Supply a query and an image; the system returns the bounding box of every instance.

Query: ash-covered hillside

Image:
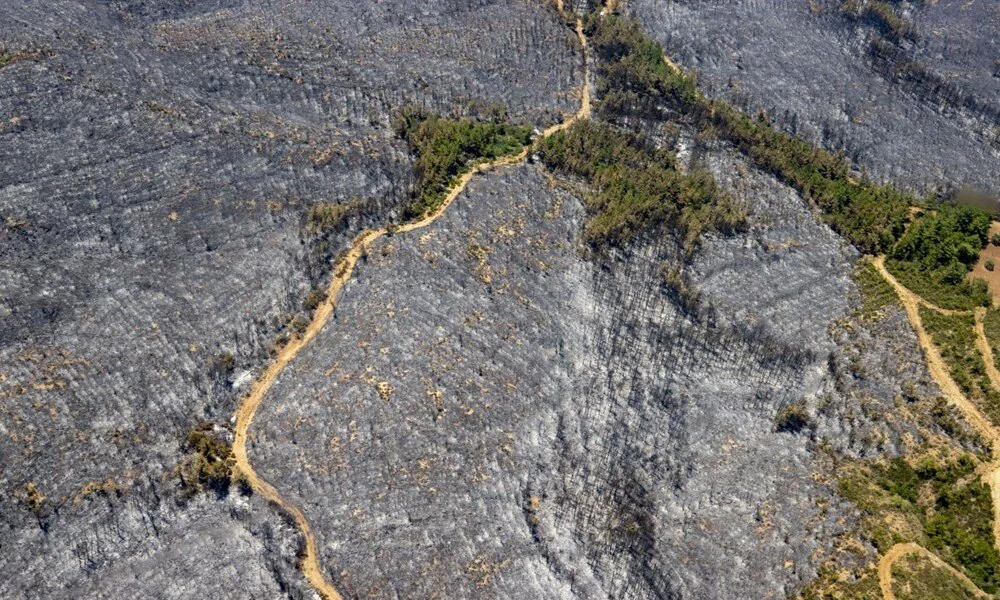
[1,1,997,599]
[0,1,577,597]
[629,0,999,196]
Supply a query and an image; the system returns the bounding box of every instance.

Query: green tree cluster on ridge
[536,120,745,250]
[394,107,532,220]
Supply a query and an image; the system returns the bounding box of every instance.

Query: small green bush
[856,259,900,318]
[14,482,45,515]
[775,401,812,433]
[209,351,235,377]
[302,288,325,311]
[987,259,995,272]
[874,457,920,504]
[290,315,309,334]
[178,425,235,496]
[306,202,356,234]
[0,46,48,70]
[660,262,701,314]
[862,1,912,41]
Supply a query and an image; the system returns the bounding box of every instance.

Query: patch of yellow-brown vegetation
[969,222,1000,306]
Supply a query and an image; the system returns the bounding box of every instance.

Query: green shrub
[14,482,45,515]
[306,201,357,234]
[585,15,698,114]
[775,401,812,433]
[209,351,235,377]
[660,262,701,314]
[178,425,235,496]
[290,315,309,334]
[0,46,49,70]
[856,258,900,318]
[862,1,912,41]
[924,478,999,593]
[394,107,532,219]
[889,261,990,310]
[875,457,921,504]
[987,260,995,272]
[983,308,1000,373]
[891,552,984,600]
[302,287,325,311]
[990,233,1000,247]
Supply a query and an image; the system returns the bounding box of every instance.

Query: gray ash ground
[0,0,991,598]
[250,151,942,599]
[628,0,1000,196]
[0,1,577,597]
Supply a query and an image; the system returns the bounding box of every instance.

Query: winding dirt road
[229,5,994,597]
[871,257,996,439]
[872,256,1000,599]
[975,308,1000,393]
[230,7,591,599]
[877,543,991,600]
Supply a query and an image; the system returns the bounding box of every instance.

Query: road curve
[230,7,592,598]
[873,255,1000,600]
[877,542,991,600]
[872,256,998,443]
